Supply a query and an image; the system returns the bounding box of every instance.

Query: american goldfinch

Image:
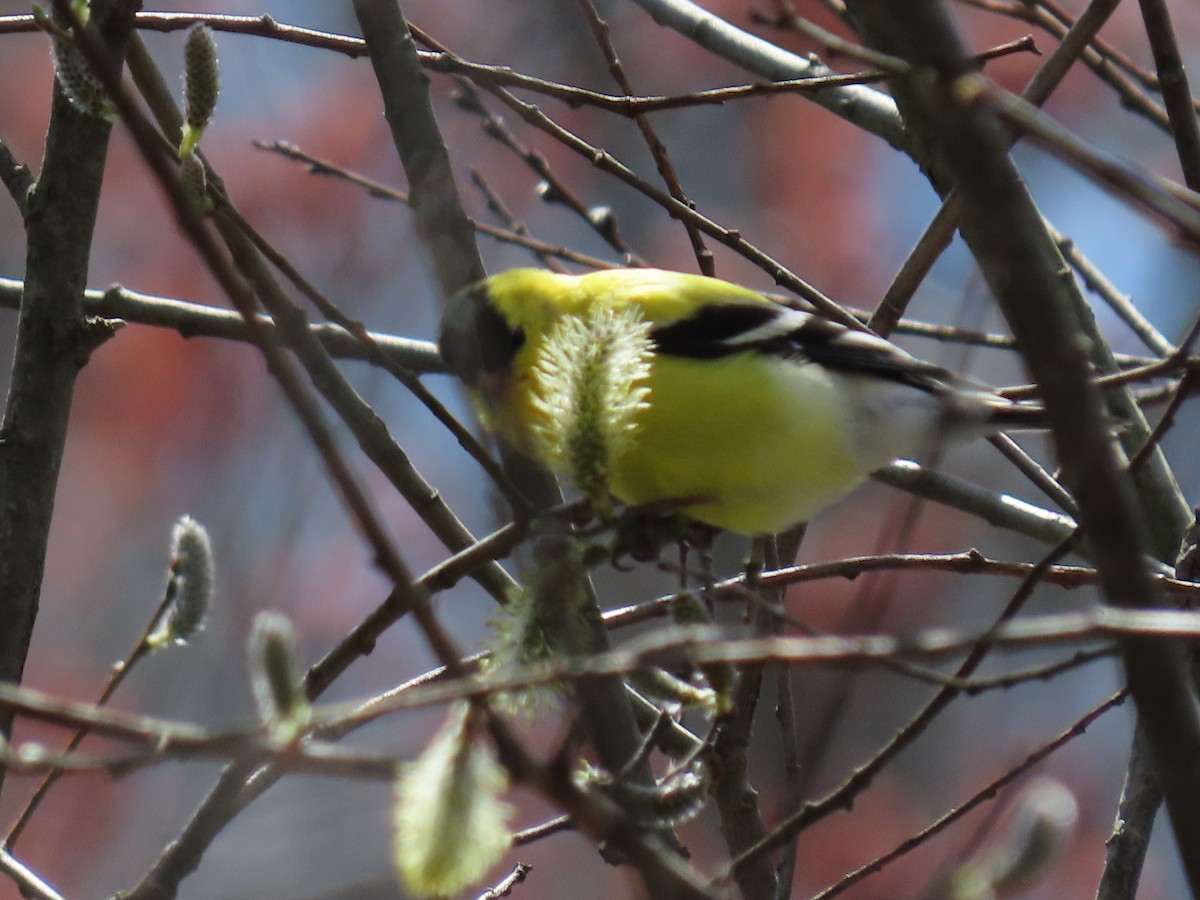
[439,268,1041,535]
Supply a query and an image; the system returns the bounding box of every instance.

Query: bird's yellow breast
[502,333,861,534]
[615,353,860,533]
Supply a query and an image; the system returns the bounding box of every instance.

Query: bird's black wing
[650,300,953,393]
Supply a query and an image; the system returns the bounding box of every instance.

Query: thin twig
[0,134,33,220]
[304,602,1200,733]
[4,555,183,847]
[1133,0,1200,191]
[254,139,615,269]
[513,816,573,845]
[974,78,1200,240]
[846,5,1200,891]
[575,0,713,274]
[794,483,931,794]
[0,276,443,371]
[0,12,900,115]
[449,77,641,265]
[0,848,64,900]
[954,0,1173,131]
[468,170,567,272]
[809,690,1128,898]
[623,0,907,149]
[214,200,531,518]
[710,542,777,899]
[873,461,1077,547]
[723,533,1081,880]
[1053,226,1175,358]
[415,24,865,329]
[475,862,533,900]
[767,538,803,900]
[870,0,1125,335]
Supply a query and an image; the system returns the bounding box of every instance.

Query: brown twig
[449,77,642,265]
[0,134,33,220]
[255,139,615,269]
[1133,0,1200,190]
[576,0,713,274]
[953,0,1174,131]
[869,0,1125,336]
[0,0,137,801]
[468,169,567,272]
[810,690,1128,898]
[723,529,1081,881]
[417,26,864,329]
[846,4,1200,891]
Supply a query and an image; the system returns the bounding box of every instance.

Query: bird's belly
[608,355,862,534]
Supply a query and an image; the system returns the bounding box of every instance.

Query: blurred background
[1,0,1198,897]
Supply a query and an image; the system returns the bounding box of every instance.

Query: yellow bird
[439,268,1041,535]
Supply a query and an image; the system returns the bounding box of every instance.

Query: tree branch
[0,0,138,800]
[842,1,1200,891]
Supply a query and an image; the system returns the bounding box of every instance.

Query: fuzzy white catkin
[146,515,214,651]
[179,24,219,156]
[528,305,652,505]
[393,702,513,897]
[246,610,310,738]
